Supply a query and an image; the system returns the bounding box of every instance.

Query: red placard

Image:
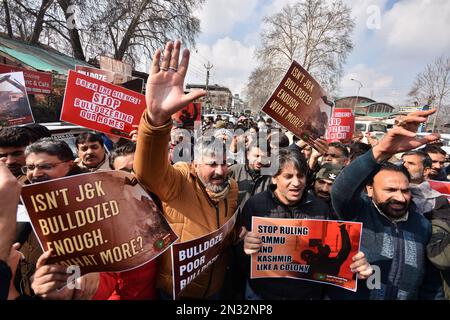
[60,70,146,138]
[326,108,355,143]
[172,102,201,129]
[250,217,362,291]
[0,63,52,94]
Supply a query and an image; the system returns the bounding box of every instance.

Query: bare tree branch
[248,0,354,108]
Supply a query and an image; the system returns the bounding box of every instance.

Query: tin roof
[0,34,91,75]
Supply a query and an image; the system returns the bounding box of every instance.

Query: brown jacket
[134,112,238,299]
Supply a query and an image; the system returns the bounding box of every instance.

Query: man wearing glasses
[9,138,87,298]
[22,138,84,183]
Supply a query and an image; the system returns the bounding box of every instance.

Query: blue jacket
[330,150,431,299]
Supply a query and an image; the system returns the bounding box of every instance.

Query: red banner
[326,108,355,143]
[0,63,52,94]
[251,217,362,291]
[60,70,146,138]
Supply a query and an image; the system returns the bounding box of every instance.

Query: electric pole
[204,62,213,113]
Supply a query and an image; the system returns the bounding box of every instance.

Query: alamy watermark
[170,122,280,176]
[366,5,382,30]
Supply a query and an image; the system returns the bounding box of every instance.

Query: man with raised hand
[133,40,240,299]
[331,109,442,299]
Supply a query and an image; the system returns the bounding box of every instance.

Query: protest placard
[21,171,178,274]
[261,61,332,142]
[171,212,237,298]
[172,102,201,129]
[326,108,355,143]
[0,63,52,95]
[60,70,146,138]
[75,65,116,83]
[251,217,362,291]
[0,71,34,127]
[76,65,144,94]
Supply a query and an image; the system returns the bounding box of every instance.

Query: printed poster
[172,102,201,129]
[60,70,146,138]
[428,180,450,202]
[326,108,355,143]
[251,217,363,291]
[21,171,178,274]
[75,65,115,83]
[0,63,52,94]
[0,71,34,127]
[261,61,332,143]
[171,212,237,298]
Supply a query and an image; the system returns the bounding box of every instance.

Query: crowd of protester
[0,40,449,300]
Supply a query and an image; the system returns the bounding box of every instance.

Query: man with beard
[401,150,448,299]
[401,150,447,215]
[0,127,32,184]
[75,132,110,172]
[421,145,448,181]
[133,40,239,299]
[330,109,442,300]
[402,150,434,185]
[321,142,349,169]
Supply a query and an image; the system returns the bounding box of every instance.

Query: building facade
[186,83,233,113]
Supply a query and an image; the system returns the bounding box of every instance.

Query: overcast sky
[185,0,450,106]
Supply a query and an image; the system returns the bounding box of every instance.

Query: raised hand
[372,109,440,162]
[146,40,206,126]
[310,138,328,156]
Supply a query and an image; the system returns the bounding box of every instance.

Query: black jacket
[229,163,272,212]
[242,186,333,299]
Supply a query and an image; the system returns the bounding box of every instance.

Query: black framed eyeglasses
[21,161,67,174]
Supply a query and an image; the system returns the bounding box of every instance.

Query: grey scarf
[410,181,442,214]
